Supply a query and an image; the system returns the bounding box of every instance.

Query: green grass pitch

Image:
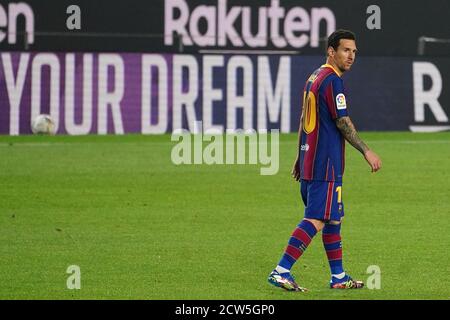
[0,132,449,300]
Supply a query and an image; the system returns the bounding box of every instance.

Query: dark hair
[327,29,356,51]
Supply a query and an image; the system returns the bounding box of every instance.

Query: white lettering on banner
[173,55,199,132]
[412,62,447,122]
[410,62,449,132]
[218,0,243,47]
[0,53,293,135]
[241,7,267,47]
[0,6,6,42]
[284,8,310,48]
[164,0,336,49]
[310,8,335,47]
[189,5,216,46]
[227,56,253,132]
[268,0,286,48]
[0,2,34,44]
[202,55,224,133]
[31,53,60,133]
[164,0,193,45]
[65,54,93,135]
[257,56,290,132]
[141,54,168,134]
[1,53,29,135]
[98,54,124,135]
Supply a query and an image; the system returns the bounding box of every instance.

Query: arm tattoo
[335,116,369,155]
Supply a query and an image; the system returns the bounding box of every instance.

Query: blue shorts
[300,179,344,222]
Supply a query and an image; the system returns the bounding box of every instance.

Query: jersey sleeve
[324,76,349,119]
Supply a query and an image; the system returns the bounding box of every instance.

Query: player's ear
[327,46,335,58]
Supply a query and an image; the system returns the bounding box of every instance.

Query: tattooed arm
[336,116,382,172]
[335,116,369,154]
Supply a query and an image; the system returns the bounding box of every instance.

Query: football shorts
[300,179,344,222]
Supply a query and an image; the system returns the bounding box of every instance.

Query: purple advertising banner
[0,52,449,135]
[0,53,172,135]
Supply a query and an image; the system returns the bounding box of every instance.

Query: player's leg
[321,182,363,289]
[276,216,324,274]
[268,180,324,292]
[322,220,346,285]
[304,218,325,231]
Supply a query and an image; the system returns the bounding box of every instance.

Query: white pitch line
[0,142,172,147]
[0,139,449,148]
[362,140,450,144]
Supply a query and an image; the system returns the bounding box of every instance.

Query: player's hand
[291,158,301,181]
[364,150,382,173]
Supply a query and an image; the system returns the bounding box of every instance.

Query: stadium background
[0,0,449,301]
[0,0,449,134]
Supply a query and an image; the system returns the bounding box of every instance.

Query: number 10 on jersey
[302,91,317,134]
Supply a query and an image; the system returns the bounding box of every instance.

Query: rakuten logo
[164,0,335,48]
[0,2,34,44]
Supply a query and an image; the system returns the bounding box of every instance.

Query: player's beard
[339,61,353,73]
[337,64,348,73]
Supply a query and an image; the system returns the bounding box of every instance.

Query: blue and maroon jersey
[299,64,349,182]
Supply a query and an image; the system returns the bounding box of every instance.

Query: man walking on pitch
[268,30,382,291]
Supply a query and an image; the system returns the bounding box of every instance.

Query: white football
[31,114,56,135]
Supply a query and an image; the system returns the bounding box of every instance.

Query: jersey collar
[321,64,342,77]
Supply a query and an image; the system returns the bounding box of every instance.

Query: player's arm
[292,109,303,181]
[335,116,382,172]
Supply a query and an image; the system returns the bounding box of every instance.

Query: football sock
[275,266,290,274]
[332,272,346,279]
[322,223,344,276]
[277,219,318,271]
